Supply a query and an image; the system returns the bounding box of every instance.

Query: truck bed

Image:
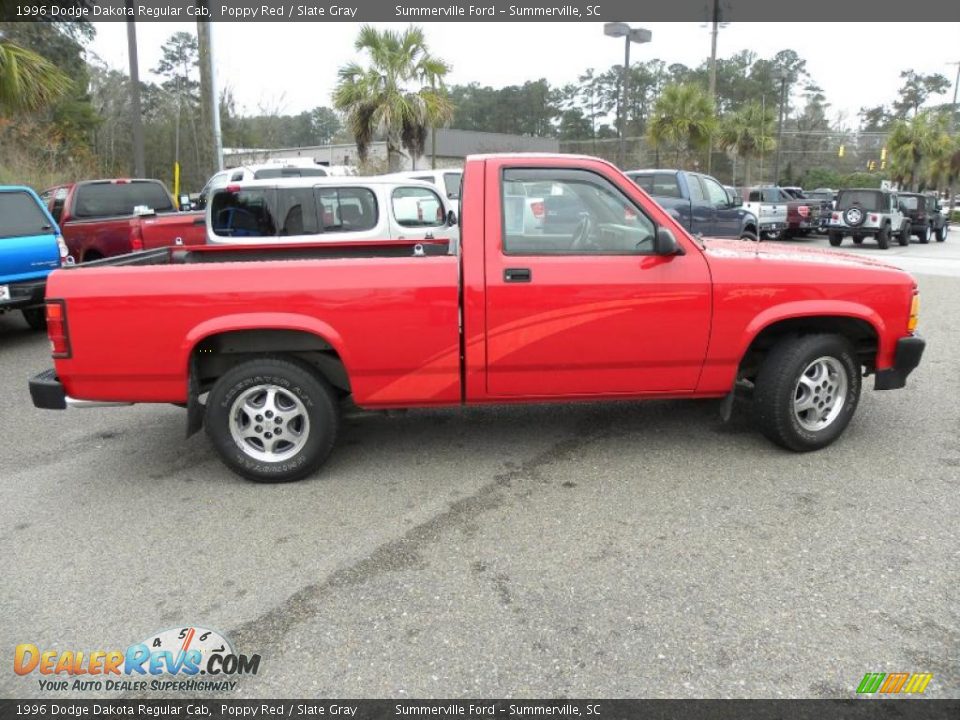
[47,238,460,408]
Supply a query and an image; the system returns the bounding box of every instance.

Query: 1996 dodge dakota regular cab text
[29,154,925,483]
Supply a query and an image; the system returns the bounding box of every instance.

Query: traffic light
[838,144,845,158]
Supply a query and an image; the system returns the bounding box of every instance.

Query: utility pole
[197,18,223,172]
[950,61,960,133]
[125,7,145,178]
[706,0,720,174]
[773,73,787,187]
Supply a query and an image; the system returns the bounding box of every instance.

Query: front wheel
[205,356,339,482]
[740,230,759,242]
[753,334,861,452]
[21,307,46,331]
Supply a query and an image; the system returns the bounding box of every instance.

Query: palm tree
[887,112,937,191]
[333,25,453,172]
[0,39,71,114]
[645,83,715,169]
[717,102,776,186]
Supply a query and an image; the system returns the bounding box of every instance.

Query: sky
[88,22,960,127]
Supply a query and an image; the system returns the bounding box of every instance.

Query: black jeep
[898,192,949,243]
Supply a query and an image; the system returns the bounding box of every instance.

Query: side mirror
[656,227,683,256]
[447,210,458,226]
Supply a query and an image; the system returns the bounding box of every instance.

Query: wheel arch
[183,314,354,395]
[737,305,884,381]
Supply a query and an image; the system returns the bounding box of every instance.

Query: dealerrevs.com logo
[14,626,261,692]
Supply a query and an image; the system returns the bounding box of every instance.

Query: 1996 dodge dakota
[29,154,925,482]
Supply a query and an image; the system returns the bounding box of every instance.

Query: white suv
[206,176,459,252]
[383,169,462,213]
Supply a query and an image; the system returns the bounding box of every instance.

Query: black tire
[852,235,864,245]
[917,225,930,244]
[876,224,890,249]
[21,307,46,331]
[740,230,759,242]
[936,224,947,242]
[753,334,861,452]
[762,229,783,241]
[205,356,339,483]
[827,231,843,247]
[897,222,910,247]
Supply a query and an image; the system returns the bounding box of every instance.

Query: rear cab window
[443,173,462,200]
[0,191,55,239]
[72,181,175,218]
[630,173,682,199]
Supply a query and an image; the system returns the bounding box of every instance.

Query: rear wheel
[753,334,861,452]
[740,230,759,242]
[877,224,890,249]
[917,225,930,244]
[828,231,843,246]
[852,235,864,245]
[936,224,947,242]
[897,222,910,246]
[205,356,339,483]
[21,307,46,331]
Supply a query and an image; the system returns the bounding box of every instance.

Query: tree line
[1,21,958,196]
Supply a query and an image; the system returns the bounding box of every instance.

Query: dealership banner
[2,700,960,719]
[2,0,959,22]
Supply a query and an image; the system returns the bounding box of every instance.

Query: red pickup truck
[39,179,206,263]
[29,154,925,483]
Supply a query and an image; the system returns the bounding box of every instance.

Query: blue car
[0,186,66,330]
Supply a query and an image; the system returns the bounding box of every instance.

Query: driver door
[484,166,712,398]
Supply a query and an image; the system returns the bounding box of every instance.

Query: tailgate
[139,212,207,249]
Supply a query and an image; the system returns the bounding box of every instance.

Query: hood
[699,237,909,275]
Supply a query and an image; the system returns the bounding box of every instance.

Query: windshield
[0,191,53,239]
[838,190,883,210]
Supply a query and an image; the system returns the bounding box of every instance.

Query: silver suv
[827,188,910,250]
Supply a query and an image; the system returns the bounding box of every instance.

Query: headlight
[908,293,920,332]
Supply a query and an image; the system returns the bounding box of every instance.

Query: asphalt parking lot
[2,230,959,699]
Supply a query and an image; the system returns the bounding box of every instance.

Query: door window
[501,168,656,255]
[391,186,445,228]
[0,192,53,239]
[316,187,378,232]
[685,174,706,203]
[701,176,729,207]
[275,187,320,236]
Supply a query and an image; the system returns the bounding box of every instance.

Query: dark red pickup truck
[39,179,206,263]
[29,154,925,483]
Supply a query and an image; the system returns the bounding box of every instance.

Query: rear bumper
[30,369,66,409]
[29,369,133,410]
[874,336,926,390]
[0,279,46,311]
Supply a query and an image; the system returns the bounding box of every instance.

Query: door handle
[504,268,531,283]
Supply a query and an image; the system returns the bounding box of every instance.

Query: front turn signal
[908,293,920,332]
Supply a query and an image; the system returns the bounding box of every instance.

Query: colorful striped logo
[857,672,933,694]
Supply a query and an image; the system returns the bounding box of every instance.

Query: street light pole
[773,73,787,187]
[604,22,652,169]
[950,61,960,133]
